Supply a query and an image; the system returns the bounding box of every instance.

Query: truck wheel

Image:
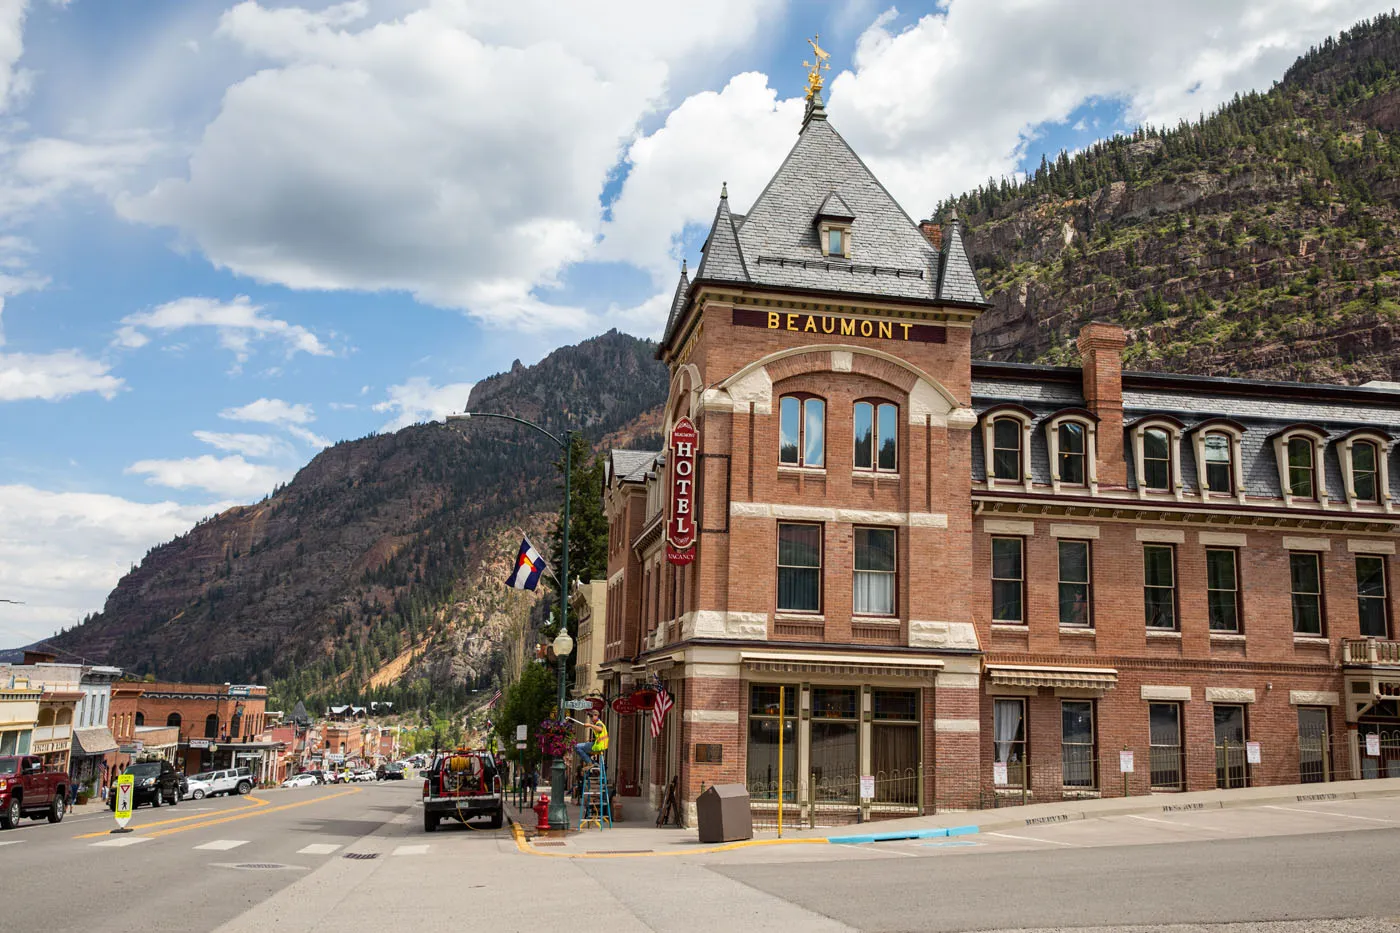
[47,796,65,824]
[151,793,162,808]
[489,807,503,830]
[424,811,439,832]
[0,797,19,829]
[237,781,252,795]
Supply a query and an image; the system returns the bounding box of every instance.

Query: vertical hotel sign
[667,417,698,565]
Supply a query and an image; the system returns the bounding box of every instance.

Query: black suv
[110,760,181,810]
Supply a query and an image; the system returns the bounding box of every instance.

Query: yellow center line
[145,787,362,838]
[75,795,269,839]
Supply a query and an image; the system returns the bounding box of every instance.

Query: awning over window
[72,727,119,756]
[986,664,1118,691]
[742,651,943,680]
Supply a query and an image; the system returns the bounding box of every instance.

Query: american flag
[649,686,673,739]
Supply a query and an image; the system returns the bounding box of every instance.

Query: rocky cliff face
[51,330,668,710]
[952,14,1400,384]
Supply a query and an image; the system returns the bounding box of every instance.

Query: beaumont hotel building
[593,92,1400,825]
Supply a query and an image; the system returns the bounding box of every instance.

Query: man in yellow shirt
[573,711,608,771]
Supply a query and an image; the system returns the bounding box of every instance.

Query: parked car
[184,775,215,799]
[282,773,317,789]
[189,767,255,797]
[0,755,69,828]
[110,760,181,810]
[303,770,327,785]
[422,751,503,832]
[353,769,376,783]
[377,763,405,781]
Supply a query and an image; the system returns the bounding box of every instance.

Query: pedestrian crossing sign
[114,773,135,829]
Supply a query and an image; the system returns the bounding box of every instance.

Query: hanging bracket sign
[666,417,698,565]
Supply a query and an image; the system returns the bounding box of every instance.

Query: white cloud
[0,348,123,401]
[0,484,232,647]
[219,396,315,426]
[373,376,474,431]
[118,0,781,329]
[192,429,293,459]
[115,295,331,364]
[287,424,330,449]
[126,453,291,499]
[0,0,31,115]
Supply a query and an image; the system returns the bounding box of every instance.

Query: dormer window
[815,190,855,260]
[1189,419,1246,501]
[1338,429,1392,508]
[1287,437,1315,498]
[1204,434,1232,493]
[1353,441,1379,501]
[828,227,844,256]
[1045,410,1099,492]
[979,405,1034,488]
[1270,426,1329,506]
[1059,423,1087,484]
[1129,416,1184,497]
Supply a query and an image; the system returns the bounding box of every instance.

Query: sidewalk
[507,775,1400,857]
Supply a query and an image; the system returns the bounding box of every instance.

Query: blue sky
[0,0,1389,646]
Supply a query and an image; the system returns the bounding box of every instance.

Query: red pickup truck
[0,755,69,829]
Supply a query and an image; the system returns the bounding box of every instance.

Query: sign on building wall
[667,417,698,565]
[732,308,947,344]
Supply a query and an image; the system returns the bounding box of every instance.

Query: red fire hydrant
[533,794,551,832]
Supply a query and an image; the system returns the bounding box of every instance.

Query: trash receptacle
[696,783,752,843]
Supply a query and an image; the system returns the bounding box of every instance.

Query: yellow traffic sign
[113,773,135,832]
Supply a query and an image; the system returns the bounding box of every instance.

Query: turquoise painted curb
[828,825,979,845]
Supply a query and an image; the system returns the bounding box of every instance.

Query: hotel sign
[733,308,945,343]
[667,418,698,565]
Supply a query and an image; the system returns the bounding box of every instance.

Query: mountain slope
[50,330,669,709]
[947,14,1400,383]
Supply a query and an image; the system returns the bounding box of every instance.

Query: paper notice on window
[1119,750,1134,773]
[1246,741,1262,764]
[859,775,875,800]
[993,762,1008,786]
[1367,733,1382,757]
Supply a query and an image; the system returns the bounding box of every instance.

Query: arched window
[1352,440,1380,502]
[1339,430,1392,507]
[853,400,898,472]
[204,713,218,738]
[166,712,182,728]
[1271,426,1329,505]
[1287,437,1315,499]
[37,708,54,727]
[1142,428,1172,490]
[779,395,825,468]
[980,406,1033,486]
[134,712,144,727]
[992,418,1022,481]
[1129,417,1184,496]
[1203,433,1233,493]
[1058,422,1087,485]
[56,708,72,726]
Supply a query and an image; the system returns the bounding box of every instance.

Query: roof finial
[681,258,688,276]
[949,206,959,223]
[720,181,728,200]
[803,34,831,101]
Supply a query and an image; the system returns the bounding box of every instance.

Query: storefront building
[599,89,1400,824]
[133,682,269,775]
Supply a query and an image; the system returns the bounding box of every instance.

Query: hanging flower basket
[537,719,573,758]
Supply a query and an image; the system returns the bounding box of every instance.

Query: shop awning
[742,650,943,680]
[986,664,1118,691]
[72,727,119,756]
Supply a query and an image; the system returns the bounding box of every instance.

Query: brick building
[597,89,1400,825]
[134,682,271,776]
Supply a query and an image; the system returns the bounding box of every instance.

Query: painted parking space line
[1262,805,1396,824]
[194,839,249,851]
[298,843,342,855]
[985,831,1082,848]
[393,844,429,856]
[1125,814,1229,832]
[91,835,150,847]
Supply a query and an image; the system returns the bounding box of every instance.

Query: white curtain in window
[853,571,894,615]
[994,701,1022,763]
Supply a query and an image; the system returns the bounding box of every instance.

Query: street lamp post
[447,410,574,830]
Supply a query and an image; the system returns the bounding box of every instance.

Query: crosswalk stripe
[91,835,150,847]
[194,839,249,851]
[298,843,342,855]
[392,844,429,856]
[0,839,23,847]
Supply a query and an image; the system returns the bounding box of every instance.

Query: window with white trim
[1203,432,1233,494]
[1287,437,1316,499]
[1058,422,1087,485]
[1339,433,1392,507]
[1352,440,1380,502]
[1290,551,1324,636]
[992,418,1022,481]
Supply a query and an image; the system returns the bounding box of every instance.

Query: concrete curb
[508,818,833,859]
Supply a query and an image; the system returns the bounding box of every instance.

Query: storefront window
[872,689,919,805]
[993,698,1026,789]
[811,687,858,804]
[746,685,796,801]
[1061,701,1096,788]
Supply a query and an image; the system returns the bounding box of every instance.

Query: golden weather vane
[803,34,830,101]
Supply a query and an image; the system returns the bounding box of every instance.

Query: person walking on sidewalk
[523,766,538,806]
[573,710,608,772]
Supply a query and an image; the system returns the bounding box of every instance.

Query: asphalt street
[8,781,1400,932]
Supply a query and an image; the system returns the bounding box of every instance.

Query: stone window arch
[166,712,182,729]
[979,404,1033,488]
[1189,419,1246,501]
[1045,409,1099,493]
[1270,425,1329,505]
[1338,429,1392,508]
[1128,415,1185,498]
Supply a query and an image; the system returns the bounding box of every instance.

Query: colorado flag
[505,537,547,591]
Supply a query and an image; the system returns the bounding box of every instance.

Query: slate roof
[970,363,1400,499]
[662,96,987,351]
[609,449,661,484]
[661,261,690,350]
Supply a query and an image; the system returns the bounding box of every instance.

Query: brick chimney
[919,219,943,250]
[22,649,56,665]
[1077,323,1128,488]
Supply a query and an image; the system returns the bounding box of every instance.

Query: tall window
[1204,432,1233,494]
[1357,555,1389,638]
[828,227,844,256]
[1214,704,1248,788]
[872,689,919,802]
[204,713,219,738]
[777,523,821,612]
[1287,437,1316,499]
[853,527,896,616]
[1058,422,1087,485]
[1353,441,1380,502]
[746,685,796,801]
[1149,703,1184,791]
[991,537,1024,623]
[1290,551,1324,636]
[1142,427,1172,491]
[779,395,825,467]
[1206,548,1241,632]
[1143,544,1177,629]
[1061,701,1096,788]
[992,418,1022,481]
[166,712,182,728]
[811,687,859,802]
[1298,707,1330,784]
[993,698,1026,789]
[134,712,144,727]
[854,401,898,472]
[1057,539,1091,627]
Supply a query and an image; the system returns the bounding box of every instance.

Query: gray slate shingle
[937,216,986,305]
[609,449,661,484]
